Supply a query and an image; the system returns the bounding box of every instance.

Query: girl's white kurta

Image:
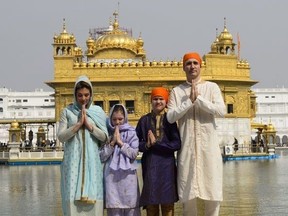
[167,81,226,202]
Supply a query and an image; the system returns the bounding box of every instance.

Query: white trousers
[183,198,220,216]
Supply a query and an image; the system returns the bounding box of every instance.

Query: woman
[58,75,108,216]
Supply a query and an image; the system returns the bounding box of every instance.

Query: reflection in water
[0,150,287,216]
[0,165,62,216]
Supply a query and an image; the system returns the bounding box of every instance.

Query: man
[167,52,226,216]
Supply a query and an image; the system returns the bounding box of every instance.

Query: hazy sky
[0,0,287,91]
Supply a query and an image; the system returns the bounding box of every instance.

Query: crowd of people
[57,51,226,216]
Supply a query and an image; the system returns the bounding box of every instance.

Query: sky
[0,0,287,91]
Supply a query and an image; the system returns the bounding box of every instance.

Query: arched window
[276,136,281,146]
[282,135,288,146]
[12,133,17,142]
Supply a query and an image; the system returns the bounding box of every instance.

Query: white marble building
[0,87,55,146]
[252,87,288,146]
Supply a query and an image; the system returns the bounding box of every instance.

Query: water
[0,150,288,216]
[0,165,62,216]
[220,149,288,216]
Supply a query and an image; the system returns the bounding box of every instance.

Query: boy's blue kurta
[136,112,181,206]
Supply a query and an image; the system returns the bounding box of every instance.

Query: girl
[100,104,140,216]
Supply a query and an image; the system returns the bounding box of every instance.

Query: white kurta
[167,81,226,202]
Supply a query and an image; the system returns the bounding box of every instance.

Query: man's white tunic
[167,81,226,202]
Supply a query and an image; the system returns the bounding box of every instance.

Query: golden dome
[218,27,233,41]
[210,38,219,53]
[95,30,137,52]
[218,18,233,42]
[58,30,74,40]
[94,12,140,55]
[266,123,276,132]
[53,19,76,44]
[96,33,136,49]
[38,126,45,133]
[86,35,95,47]
[137,34,144,47]
[10,120,20,129]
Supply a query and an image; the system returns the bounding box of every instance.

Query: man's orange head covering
[151,87,169,103]
[183,52,202,66]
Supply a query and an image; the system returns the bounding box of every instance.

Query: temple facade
[46,12,258,146]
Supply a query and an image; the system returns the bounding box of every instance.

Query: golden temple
[46,12,258,127]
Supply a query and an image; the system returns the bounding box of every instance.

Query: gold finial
[137,32,144,46]
[216,28,218,37]
[112,11,119,30]
[62,18,67,33]
[112,2,120,30]
[113,11,118,20]
[224,17,226,28]
[11,119,20,129]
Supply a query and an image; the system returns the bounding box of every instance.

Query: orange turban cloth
[183,52,202,66]
[151,87,169,103]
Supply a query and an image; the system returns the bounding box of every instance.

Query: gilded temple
[46,12,257,143]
